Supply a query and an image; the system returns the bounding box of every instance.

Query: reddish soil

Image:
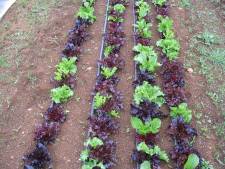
[0,0,223,169]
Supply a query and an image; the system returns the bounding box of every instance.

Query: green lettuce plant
[133,81,165,106]
[157,15,173,33]
[51,85,74,103]
[113,4,126,13]
[131,117,161,135]
[77,6,96,23]
[81,157,105,169]
[137,142,169,162]
[104,45,114,57]
[85,137,103,148]
[55,57,77,81]
[134,19,152,38]
[156,38,180,60]
[140,161,151,169]
[170,103,192,123]
[101,66,118,79]
[136,0,150,18]
[184,154,200,169]
[134,44,160,73]
[93,92,110,109]
[152,0,167,6]
[108,15,124,22]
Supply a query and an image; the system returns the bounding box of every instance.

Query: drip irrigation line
[89,0,110,118]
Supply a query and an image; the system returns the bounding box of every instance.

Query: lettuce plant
[156,38,180,60]
[109,110,120,118]
[113,4,126,13]
[101,66,118,79]
[85,137,103,148]
[54,57,77,81]
[77,6,96,23]
[134,81,165,106]
[136,0,150,18]
[133,43,153,56]
[104,45,114,57]
[137,142,169,162]
[140,161,151,169]
[81,158,105,169]
[153,0,167,6]
[134,19,152,38]
[51,85,74,103]
[134,45,160,73]
[108,15,124,23]
[170,103,192,123]
[23,143,51,169]
[131,117,161,135]
[157,15,173,33]
[83,0,95,7]
[184,154,199,169]
[93,92,110,109]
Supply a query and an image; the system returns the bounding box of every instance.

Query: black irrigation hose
[90,0,110,117]
[132,0,140,168]
[81,0,128,168]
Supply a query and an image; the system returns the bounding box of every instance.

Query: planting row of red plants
[80,0,128,168]
[22,1,97,168]
[130,0,169,169]
[153,0,213,169]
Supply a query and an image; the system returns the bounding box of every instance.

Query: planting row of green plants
[130,1,169,169]
[80,0,128,168]
[153,1,214,169]
[22,1,97,168]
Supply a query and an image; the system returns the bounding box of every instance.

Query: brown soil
[0,0,223,169]
[115,1,135,169]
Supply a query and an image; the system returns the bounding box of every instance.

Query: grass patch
[27,0,51,25]
[0,56,10,68]
[179,0,191,8]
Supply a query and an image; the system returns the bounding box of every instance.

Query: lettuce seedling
[133,81,165,106]
[51,85,74,103]
[137,142,169,162]
[140,161,151,169]
[131,117,161,135]
[101,66,118,79]
[55,57,77,81]
[134,45,160,73]
[184,154,200,169]
[113,4,126,14]
[93,92,110,109]
[153,0,167,6]
[170,103,192,123]
[85,137,103,149]
[156,38,180,60]
[157,15,173,33]
[104,45,114,57]
[77,6,96,23]
[136,1,150,18]
[134,19,152,38]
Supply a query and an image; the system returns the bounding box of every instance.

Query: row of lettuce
[154,0,213,169]
[130,0,169,169]
[130,0,214,169]
[22,0,97,168]
[80,1,128,169]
